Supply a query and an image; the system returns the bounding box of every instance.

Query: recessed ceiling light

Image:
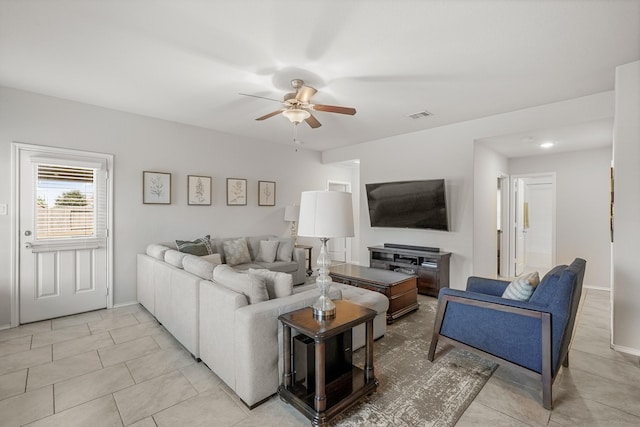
[539,141,555,149]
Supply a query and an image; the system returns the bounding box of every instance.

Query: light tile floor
[0,289,638,426]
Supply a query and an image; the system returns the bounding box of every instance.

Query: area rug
[333,295,497,427]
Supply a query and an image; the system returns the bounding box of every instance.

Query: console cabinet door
[417,270,438,295]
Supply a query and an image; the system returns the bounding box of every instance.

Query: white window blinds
[35,164,97,239]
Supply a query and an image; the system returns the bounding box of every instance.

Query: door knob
[24,230,32,236]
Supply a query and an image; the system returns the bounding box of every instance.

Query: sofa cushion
[183,254,216,280]
[213,265,269,304]
[245,235,272,260]
[200,253,222,265]
[248,268,293,299]
[529,264,566,306]
[253,260,298,274]
[255,240,279,263]
[176,235,214,256]
[223,238,252,266]
[164,250,188,268]
[146,244,171,260]
[502,271,540,301]
[268,237,294,262]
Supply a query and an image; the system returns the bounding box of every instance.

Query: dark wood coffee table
[330,264,419,324]
[278,300,377,427]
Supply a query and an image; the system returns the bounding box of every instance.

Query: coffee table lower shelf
[278,366,378,426]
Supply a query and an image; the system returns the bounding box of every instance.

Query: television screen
[365,179,449,231]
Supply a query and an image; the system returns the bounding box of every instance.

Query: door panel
[327,182,349,263]
[19,148,108,323]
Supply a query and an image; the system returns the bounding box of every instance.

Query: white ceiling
[0,1,638,152]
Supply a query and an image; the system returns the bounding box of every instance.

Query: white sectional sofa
[137,235,389,408]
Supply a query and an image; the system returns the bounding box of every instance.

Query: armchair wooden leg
[428,334,439,361]
[428,298,448,362]
[562,353,569,368]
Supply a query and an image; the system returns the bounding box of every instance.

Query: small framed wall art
[258,181,276,206]
[188,175,212,206]
[227,178,247,206]
[143,171,171,204]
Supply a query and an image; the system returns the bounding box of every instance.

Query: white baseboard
[610,343,640,357]
[584,285,610,292]
[0,324,11,331]
[112,301,140,309]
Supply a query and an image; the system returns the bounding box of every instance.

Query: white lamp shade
[283,205,300,222]
[297,191,355,238]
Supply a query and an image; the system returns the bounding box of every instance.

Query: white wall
[509,147,612,288]
[612,61,640,355]
[473,144,508,278]
[0,87,352,327]
[324,91,614,290]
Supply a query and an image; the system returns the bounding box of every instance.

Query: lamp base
[312,305,336,320]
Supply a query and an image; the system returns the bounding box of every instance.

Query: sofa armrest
[433,288,550,373]
[291,247,307,285]
[465,276,511,296]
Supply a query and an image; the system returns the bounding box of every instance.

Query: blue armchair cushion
[502,271,540,301]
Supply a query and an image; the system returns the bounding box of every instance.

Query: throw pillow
[248,268,293,299]
[268,237,294,262]
[176,235,214,256]
[502,271,540,301]
[255,240,279,263]
[213,265,269,304]
[223,238,252,266]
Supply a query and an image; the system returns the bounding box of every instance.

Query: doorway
[12,143,113,325]
[327,181,351,264]
[509,173,556,277]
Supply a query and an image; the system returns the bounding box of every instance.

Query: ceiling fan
[240,79,356,129]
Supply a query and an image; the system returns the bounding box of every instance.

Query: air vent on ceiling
[407,110,432,119]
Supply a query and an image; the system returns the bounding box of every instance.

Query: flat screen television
[365,179,449,231]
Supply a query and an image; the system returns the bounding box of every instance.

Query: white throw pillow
[268,237,294,262]
[223,238,252,266]
[248,268,293,299]
[213,265,269,304]
[502,271,540,301]
[255,240,279,263]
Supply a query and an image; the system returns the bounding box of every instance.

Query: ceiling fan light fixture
[282,108,310,124]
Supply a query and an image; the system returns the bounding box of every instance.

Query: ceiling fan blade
[305,113,322,129]
[239,93,283,103]
[312,104,356,115]
[255,109,283,121]
[296,85,317,103]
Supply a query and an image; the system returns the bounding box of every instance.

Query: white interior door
[327,182,349,263]
[524,179,554,270]
[18,147,110,323]
[513,178,526,276]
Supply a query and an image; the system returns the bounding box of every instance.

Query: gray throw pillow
[223,238,252,266]
[255,240,279,263]
[502,272,540,301]
[268,237,294,262]
[175,235,214,256]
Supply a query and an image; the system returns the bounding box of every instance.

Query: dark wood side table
[278,300,378,426]
[296,244,313,276]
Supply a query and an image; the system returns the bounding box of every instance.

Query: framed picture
[258,181,276,206]
[143,171,171,204]
[227,178,247,206]
[188,175,212,206]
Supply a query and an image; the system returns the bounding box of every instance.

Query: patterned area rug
[334,295,497,427]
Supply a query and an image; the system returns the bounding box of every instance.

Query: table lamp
[283,205,300,242]
[297,190,354,319]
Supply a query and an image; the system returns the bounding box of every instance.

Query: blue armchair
[427,258,586,410]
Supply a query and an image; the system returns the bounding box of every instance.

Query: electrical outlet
[0,204,7,215]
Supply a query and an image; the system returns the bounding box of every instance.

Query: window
[35,164,96,239]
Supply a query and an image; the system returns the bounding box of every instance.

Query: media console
[368,245,451,297]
